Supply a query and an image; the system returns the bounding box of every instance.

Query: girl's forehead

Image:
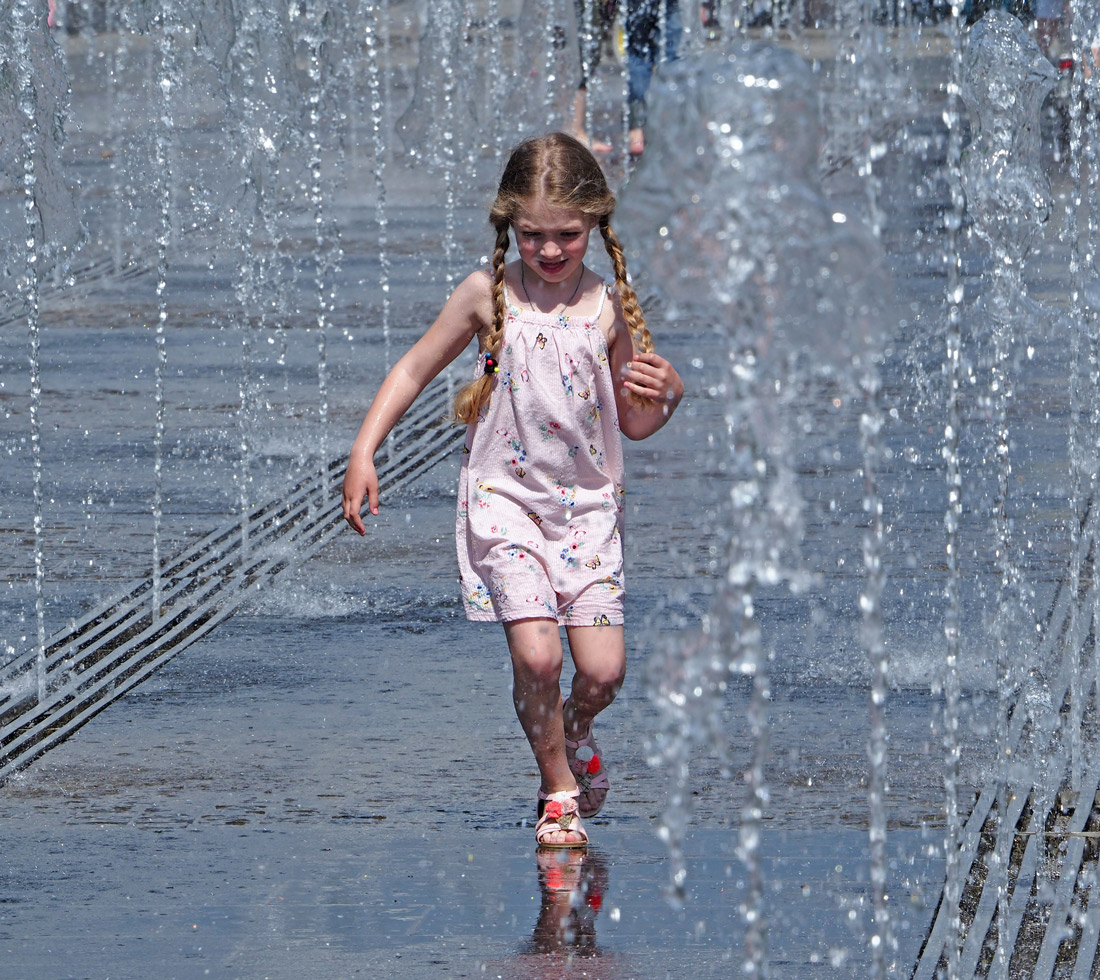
[514,198,591,229]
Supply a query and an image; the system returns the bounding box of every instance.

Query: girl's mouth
[540,260,567,275]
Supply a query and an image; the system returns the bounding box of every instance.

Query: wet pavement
[0,372,997,980]
[0,608,953,980]
[0,12,1088,980]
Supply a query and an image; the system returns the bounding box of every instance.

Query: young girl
[341,132,683,848]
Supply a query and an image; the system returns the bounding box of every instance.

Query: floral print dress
[456,282,626,625]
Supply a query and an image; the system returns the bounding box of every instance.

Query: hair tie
[484,353,499,376]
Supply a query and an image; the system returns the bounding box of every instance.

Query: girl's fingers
[624,362,667,389]
[622,353,683,403]
[625,352,669,376]
[342,479,377,534]
[343,498,365,535]
[624,380,661,402]
[625,369,679,403]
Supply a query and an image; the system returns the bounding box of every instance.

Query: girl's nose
[541,240,562,258]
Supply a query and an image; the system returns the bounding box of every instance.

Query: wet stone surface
[0,610,953,980]
[0,14,1087,980]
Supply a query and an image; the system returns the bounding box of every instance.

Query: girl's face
[513,197,596,286]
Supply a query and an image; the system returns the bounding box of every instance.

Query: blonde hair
[453,132,654,425]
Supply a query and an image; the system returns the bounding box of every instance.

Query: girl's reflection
[489,848,632,979]
[522,848,609,956]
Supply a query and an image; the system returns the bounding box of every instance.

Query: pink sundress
[456,282,626,625]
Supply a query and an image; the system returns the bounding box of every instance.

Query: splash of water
[620,46,888,368]
[12,6,1100,975]
[1058,0,1087,802]
[11,0,46,696]
[365,1,394,379]
[860,361,895,978]
[1071,0,1100,799]
[1064,0,1100,798]
[2,0,83,683]
[225,0,286,558]
[959,12,1057,979]
[620,39,891,973]
[301,0,341,501]
[151,1,180,620]
[842,12,900,977]
[938,6,969,978]
[395,0,469,285]
[0,0,81,304]
[106,26,135,273]
[962,13,1057,275]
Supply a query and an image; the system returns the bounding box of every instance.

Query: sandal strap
[535,795,589,848]
[562,697,605,787]
[570,758,610,794]
[562,697,596,750]
[562,697,610,819]
[537,786,581,802]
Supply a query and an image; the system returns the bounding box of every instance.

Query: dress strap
[594,280,611,320]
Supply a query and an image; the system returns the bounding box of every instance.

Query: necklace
[520,263,584,314]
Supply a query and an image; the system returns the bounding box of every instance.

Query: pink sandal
[535,790,589,849]
[563,698,611,818]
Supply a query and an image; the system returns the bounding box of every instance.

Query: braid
[489,225,509,344]
[453,224,511,425]
[600,219,654,354]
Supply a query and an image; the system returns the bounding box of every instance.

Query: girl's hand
[620,351,684,408]
[615,350,684,440]
[342,453,380,536]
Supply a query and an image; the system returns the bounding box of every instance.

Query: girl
[341,132,683,848]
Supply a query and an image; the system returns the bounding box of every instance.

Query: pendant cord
[520,262,584,313]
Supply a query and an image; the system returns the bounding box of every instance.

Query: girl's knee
[506,619,565,682]
[513,646,565,683]
[566,623,627,690]
[576,656,627,693]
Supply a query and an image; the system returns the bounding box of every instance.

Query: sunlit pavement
[0,608,947,980]
[1,16,1083,979]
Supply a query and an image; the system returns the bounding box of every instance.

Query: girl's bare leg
[563,623,627,741]
[572,89,588,145]
[504,618,583,846]
[571,88,612,153]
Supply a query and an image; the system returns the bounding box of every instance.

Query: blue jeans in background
[626,0,681,130]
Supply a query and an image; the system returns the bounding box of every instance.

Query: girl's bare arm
[342,271,490,533]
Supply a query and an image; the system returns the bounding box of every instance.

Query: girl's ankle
[562,697,593,742]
